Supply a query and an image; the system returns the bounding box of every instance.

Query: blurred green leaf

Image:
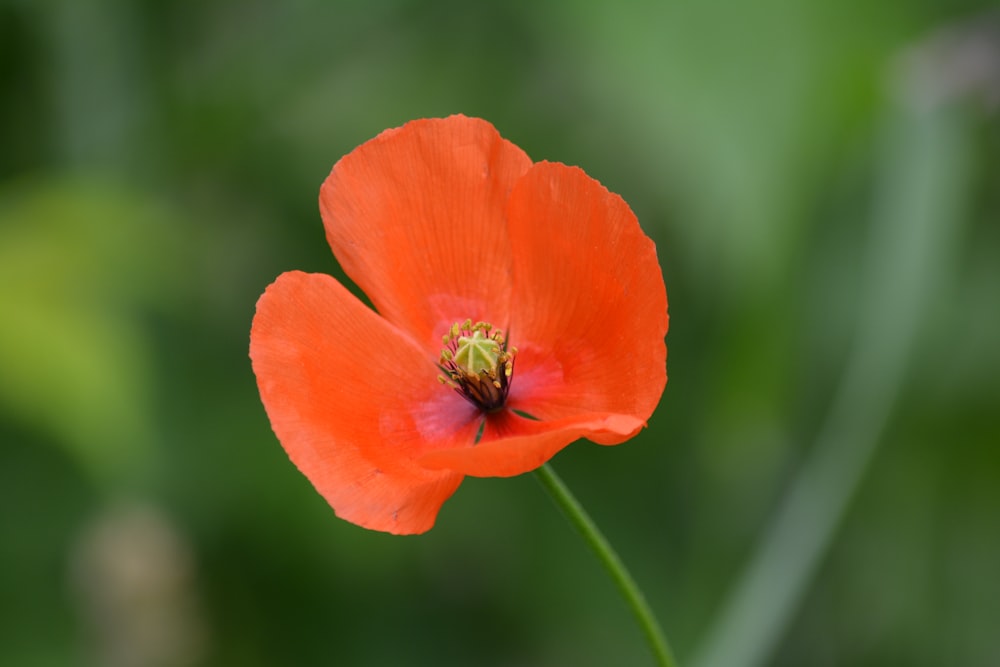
[0,177,185,488]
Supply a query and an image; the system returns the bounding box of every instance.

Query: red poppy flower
[250,115,668,534]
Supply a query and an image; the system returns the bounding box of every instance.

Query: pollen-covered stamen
[438,319,516,412]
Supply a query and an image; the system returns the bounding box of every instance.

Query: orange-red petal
[417,410,645,477]
[319,115,533,355]
[249,271,481,534]
[505,162,668,423]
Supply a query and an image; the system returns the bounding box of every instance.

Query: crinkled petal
[505,162,668,423]
[319,115,532,355]
[417,410,645,477]
[250,271,481,534]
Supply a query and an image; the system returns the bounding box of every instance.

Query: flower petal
[319,115,533,355]
[249,271,479,534]
[505,162,668,423]
[417,410,645,477]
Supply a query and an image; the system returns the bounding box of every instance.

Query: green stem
[534,463,678,667]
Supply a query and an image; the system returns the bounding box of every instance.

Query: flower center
[438,319,516,412]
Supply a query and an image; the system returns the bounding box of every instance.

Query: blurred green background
[2,1,998,665]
